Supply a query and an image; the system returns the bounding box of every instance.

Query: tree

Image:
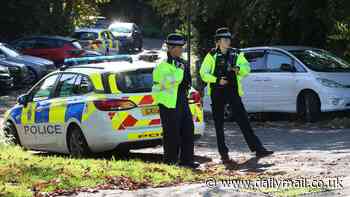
[150,0,350,58]
[0,0,108,41]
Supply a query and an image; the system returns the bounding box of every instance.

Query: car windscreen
[290,49,350,72]
[109,25,132,34]
[72,32,98,40]
[116,68,153,93]
[0,44,20,57]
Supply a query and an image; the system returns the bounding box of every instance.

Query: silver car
[203,46,350,122]
[0,43,56,85]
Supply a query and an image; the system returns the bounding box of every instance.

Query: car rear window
[73,32,99,40]
[116,68,153,93]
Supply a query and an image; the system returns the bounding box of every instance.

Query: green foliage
[0,0,109,41]
[150,0,350,59]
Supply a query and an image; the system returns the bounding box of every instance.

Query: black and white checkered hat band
[216,32,232,38]
[166,40,186,46]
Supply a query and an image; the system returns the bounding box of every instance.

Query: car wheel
[24,67,38,85]
[3,121,21,146]
[67,125,91,157]
[138,40,143,51]
[298,92,321,122]
[115,148,130,158]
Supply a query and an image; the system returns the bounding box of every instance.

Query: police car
[2,56,204,157]
[73,28,119,55]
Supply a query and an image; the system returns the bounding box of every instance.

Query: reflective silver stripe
[216,33,232,37]
[166,40,185,45]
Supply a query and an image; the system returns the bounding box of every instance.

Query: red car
[12,36,86,66]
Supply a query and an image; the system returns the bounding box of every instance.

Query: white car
[2,56,204,156]
[203,46,350,122]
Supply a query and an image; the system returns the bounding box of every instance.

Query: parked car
[108,22,143,52]
[203,46,350,122]
[0,64,13,91]
[72,28,119,55]
[0,60,29,86]
[11,36,86,66]
[0,43,56,84]
[94,17,111,29]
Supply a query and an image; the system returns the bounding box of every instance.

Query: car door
[241,50,268,112]
[100,31,110,54]
[38,73,79,150]
[107,31,119,54]
[262,50,297,112]
[19,74,60,149]
[14,38,36,55]
[32,38,60,61]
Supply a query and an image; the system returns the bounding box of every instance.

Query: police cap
[166,33,186,46]
[215,27,233,40]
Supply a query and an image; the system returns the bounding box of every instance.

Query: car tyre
[3,121,21,146]
[67,125,91,157]
[298,92,321,122]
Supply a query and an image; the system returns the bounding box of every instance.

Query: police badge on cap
[215,27,233,40]
[166,33,186,46]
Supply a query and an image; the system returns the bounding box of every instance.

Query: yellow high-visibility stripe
[127,130,163,140]
[108,74,121,94]
[134,119,151,127]
[111,111,129,130]
[21,102,36,125]
[90,73,104,91]
[196,105,204,122]
[128,96,143,105]
[82,102,96,122]
[49,99,66,123]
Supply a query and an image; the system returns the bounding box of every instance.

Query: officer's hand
[233,66,240,75]
[219,78,228,85]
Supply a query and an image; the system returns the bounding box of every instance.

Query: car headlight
[316,78,346,88]
[0,66,9,73]
[9,66,20,71]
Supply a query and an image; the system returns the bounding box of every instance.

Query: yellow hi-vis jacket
[152,60,184,108]
[200,50,251,96]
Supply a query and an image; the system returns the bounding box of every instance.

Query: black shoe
[179,162,200,169]
[220,154,233,164]
[256,149,274,158]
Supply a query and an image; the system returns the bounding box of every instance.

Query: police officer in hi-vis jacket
[152,33,200,169]
[200,28,273,163]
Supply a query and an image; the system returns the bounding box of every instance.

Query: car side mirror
[280,63,295,72]
[17,94,28,105]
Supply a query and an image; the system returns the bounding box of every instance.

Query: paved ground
[1,39,350,196]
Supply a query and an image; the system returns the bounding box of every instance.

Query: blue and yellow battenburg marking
[9,98,95,125]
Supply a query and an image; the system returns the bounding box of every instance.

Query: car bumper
[320,88,350,112]
[0,75,14,89]
[81,112,204,153]
[118,39,133,50]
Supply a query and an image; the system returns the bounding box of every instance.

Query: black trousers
[210,86,263,157]
[159,98,194,165]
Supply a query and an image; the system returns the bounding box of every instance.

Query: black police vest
[210,48,240,93]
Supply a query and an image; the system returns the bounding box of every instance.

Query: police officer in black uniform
[201,28,273,163]
[153,33,200,169]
